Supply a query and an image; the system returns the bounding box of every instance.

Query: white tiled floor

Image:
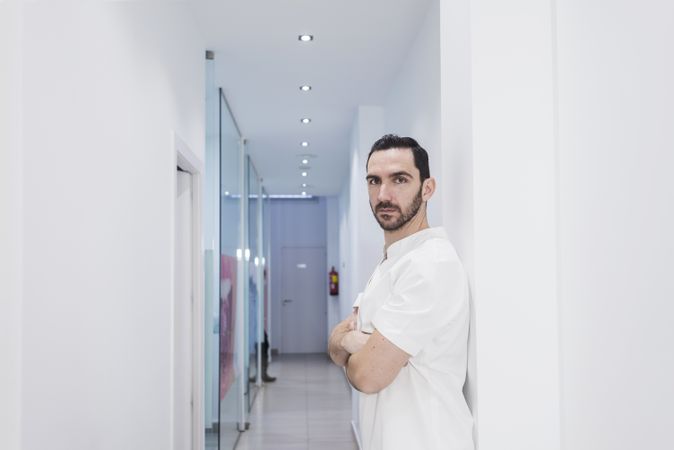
[234,353,358,450]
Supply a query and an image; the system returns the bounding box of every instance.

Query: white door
[280,247,327,353]
[174,169,192,450]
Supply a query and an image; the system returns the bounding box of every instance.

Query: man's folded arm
[329,313,356,367]
[346,329,410,394]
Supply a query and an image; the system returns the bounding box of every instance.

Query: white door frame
[171,131,204,450]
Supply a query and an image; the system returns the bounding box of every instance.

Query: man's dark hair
[366,134,430,182]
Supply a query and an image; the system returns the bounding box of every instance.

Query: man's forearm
[344,330,410,395]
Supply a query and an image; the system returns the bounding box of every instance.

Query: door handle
[282,299,293,305]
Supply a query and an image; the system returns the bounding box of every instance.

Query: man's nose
[377,183,392,202]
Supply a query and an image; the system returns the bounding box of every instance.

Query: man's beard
[371,187,423,231]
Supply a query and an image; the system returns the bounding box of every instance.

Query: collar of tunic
[385,226,448,260]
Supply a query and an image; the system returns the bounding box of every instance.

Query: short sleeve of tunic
[371,245,466,357]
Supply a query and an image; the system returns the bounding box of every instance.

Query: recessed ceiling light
[301,171,308,177]
[301,141,309,147]
[302,158,309,165]
[299,85,312,92]
[301,191,307,196]
[301,118,311,124]
[301,183,307,188]
[298,34,314,42]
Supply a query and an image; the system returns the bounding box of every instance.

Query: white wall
[338,181,353,321]
[0,3,23,450]
[326,196,342,337]
[439,0,474,280]
[468,1,561,449]
[383,0,443,227]
[18,3,205,450]
[556,1,674,449]
[439,0,477,438]
[437,2,674,449]
[269,198,327,352]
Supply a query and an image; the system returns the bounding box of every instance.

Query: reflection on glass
[219,89,242,450]
[211,89,266,449]
[262,189,271,373]
[247,157,260,408]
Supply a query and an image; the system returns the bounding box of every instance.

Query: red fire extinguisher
[329,266,339,296]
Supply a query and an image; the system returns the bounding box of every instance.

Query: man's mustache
[375,202,400,212]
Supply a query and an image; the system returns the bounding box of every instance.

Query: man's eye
[394,177,407,184]
[368,179,379,185]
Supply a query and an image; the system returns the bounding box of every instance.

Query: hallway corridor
[235,354,358,450]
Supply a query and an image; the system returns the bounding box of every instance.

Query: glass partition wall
[218,89,244,449]
[250,165,267,391]
[262,189,271,367]
[204,55,220,450]
[245,157,257,408]
[248,157,266,406]
[203,88,267,450]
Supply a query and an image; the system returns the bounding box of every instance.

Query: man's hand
[341,330,370,354]
[328,312,357,367]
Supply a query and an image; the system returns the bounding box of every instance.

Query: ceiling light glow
[298,34,314,42]
[300,85,312,92]
[301,118,311,124]
[302,183,307,188]
[301,141,309,147]
[302,191,307,196]
[302,159,309,165]
[268,194,313,199]
[301,171,308,177]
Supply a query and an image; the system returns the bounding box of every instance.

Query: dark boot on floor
[262,359,276,382]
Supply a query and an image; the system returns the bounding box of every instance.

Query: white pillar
[556,1,674,449]
[0,2,23,450]
[440,1,561,449]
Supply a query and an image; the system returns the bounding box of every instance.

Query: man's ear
[422,177,436,201]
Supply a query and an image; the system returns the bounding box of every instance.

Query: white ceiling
[193,0,432,196]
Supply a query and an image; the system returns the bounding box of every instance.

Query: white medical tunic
[354,227,474,450]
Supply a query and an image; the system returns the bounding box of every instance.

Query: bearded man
[328,134,474,450]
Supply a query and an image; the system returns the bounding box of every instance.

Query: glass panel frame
[246,156,261,409]
[203,55,220,450]
[218,89,245,449]
[209,88,267,449]
[262,188,271,366]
